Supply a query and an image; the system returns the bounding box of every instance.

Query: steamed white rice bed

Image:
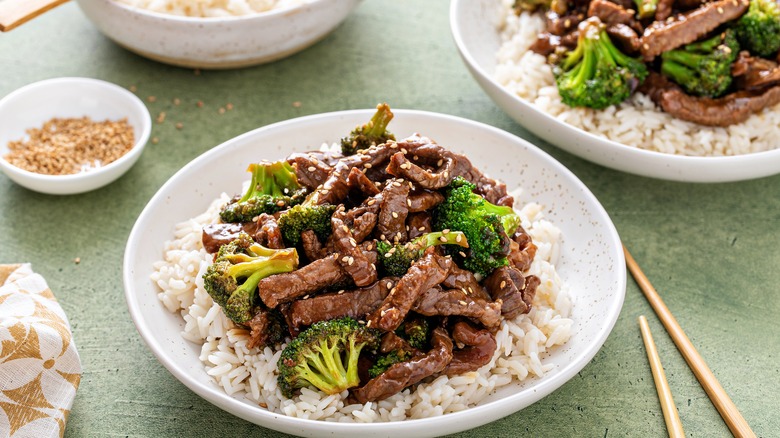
[151,193,573,422]
[496,0,780,156]
[115,0,305,18]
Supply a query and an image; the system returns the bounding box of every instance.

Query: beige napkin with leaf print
[0,264,82,438]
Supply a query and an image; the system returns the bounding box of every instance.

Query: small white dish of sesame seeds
[0,77,151,195]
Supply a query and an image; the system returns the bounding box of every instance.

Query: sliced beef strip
[441,264,491,302]
[407,212,432,240]
[386,151,457,190]
[413,287,503,329]
[587,0,643,34]
[655,0,674,21]
[202,222,257,254]
[606,23,641,54]
[640,71,780,126]
[351,327,453,403]
[257,250,378,308]
[367,252,452,332]
[377,179,410,243]
[508,228,538,272]
[287,278,397,329]
[443,321,497,376]
[483,267,539,319]
[639,0,749,61]
[407,191,444,213]
[310,168,350,206]
[531,31,580,57]
[347,167,381,196]
[732,51,780,91]
[301,230,325,261]
[547,10,586,36]
[253,213,284,249]
[287,153,332,189]
[332,212,377,287]
[246,309,287,349]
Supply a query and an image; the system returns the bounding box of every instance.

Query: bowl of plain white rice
[451,0,780,182]
[123,109,625,437]
[73,0,360,68]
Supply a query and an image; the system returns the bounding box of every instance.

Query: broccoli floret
[340,103,395,155]
[555,18,648,109]
[202,233,298,324]
[368,350,411,378]
[277,317,380,398]
[432,177,520,277]
[220,161,308,223]
[736,0,780,58]
[376,231,469,277]
[633,0,658,19]
[277,197,338,247]
[661,30,739,98]
[401,317,430,350]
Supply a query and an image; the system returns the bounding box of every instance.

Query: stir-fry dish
[520,0,780,125]
[198,104,541,403]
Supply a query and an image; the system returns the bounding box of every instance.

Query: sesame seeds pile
[4,117,135,175]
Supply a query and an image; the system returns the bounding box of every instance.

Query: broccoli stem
[367,103,394,139]
[661,49,709,69]
[634,0,657,19]
[411,231,469,251]
[660,60,696,85]
[226,254,297,279]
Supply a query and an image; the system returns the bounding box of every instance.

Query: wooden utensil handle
[0,0,70,32]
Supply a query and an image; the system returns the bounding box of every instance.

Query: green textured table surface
[1,1,778,437]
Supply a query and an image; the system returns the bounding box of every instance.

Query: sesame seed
[643,43,649,50]
[717,6,724,12]
[390,143,398,148]
[455,234,462,243]
[418,226,425,231]
[342,256,350,262]
[439,236,448,242]
[437,159,443,167]
[367,199,376,206]
[342,225,349,233]
[392,212,398,218]
[308,166,316,172]
[303,295,310,300]
[380,310,387,317]
[468,287,473,293]
[500,281,506,289]
[364,163,372,168]
[338,290,345,295]
[366,320,372,327]
[348,257,354,266]
[396,232,402,240]
[386,281,392,288]
[381,234,386,240]
[358,320,366,325]
[321,189,329,195]
[276,200,285,207]
[401,148,408,154]
[442,229,450,234]
[371,263,376,269]
[459,251,467,257]
[458,300,467,306]
[350,238,357,247]
[385,252,392,258]
[407,199,412,206]
[442,171,448,178]
[366,243,373,250]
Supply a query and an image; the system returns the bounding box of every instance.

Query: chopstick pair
[624,245,756,438]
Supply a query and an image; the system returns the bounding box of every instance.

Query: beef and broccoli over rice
[151,105,573,421]
[496,0,780,155]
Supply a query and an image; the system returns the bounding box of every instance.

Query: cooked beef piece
[547,10,586,36]
[655,0,674,21]
[347,167,381,196]
[352,212,379,243]
[606,23,641,54]
[443,321,497,376]
[380,331,418,355]
[367,253,452,332]
[508,228,537,272]
[351,327,453,403]
[442,264,491,302]
[247,309,287,349]
[377,179,410,243]
[732,51,780,91]
[253,213,285,249]
[484,267,539,319]
[531,32,580,56]
[288,278,397,329]
[407,191,444,213]
[202,222,256,254]
[407,212,432,240]
[639,0,749,61]
[311,170,350,206]
[587,0,643,33]
[641,71,780,126]
[413,287,503,329]
[386,151,457,190]
[332,212,377,287]
[257,250,378,308]
[287,153,333,189]
[301,230,324,261]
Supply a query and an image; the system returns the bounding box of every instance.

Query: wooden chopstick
[624,245,757,438]
[639,315,685,438]
[0,0,69,32]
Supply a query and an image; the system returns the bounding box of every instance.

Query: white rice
[495,0,780,156]
[151,193,573,421]
[115,0,306,17]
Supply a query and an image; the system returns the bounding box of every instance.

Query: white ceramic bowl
[450,0,780,183]
[74,0,361,69]
[0,77,151,195]
[124,109,626,437]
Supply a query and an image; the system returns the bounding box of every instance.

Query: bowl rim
[123,108,626,436]
[448,0,780,166]
[0,77,152,184]
[98,0,326,23]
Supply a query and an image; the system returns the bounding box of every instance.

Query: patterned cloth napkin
[0,264,82,438]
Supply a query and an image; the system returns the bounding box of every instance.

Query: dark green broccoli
[376,231,469,277]
[633,0,658,19]
[220,161,308,223]
[432,177,520,277]
[368,350,411,378]
[277,317,380,398]
[555,18,648,109]
[660,30,739,98]
[401,317,430,350]
[202,233,298,324]
[736,0,780,58]
[340,103,395,155]
[277,195,338,246]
